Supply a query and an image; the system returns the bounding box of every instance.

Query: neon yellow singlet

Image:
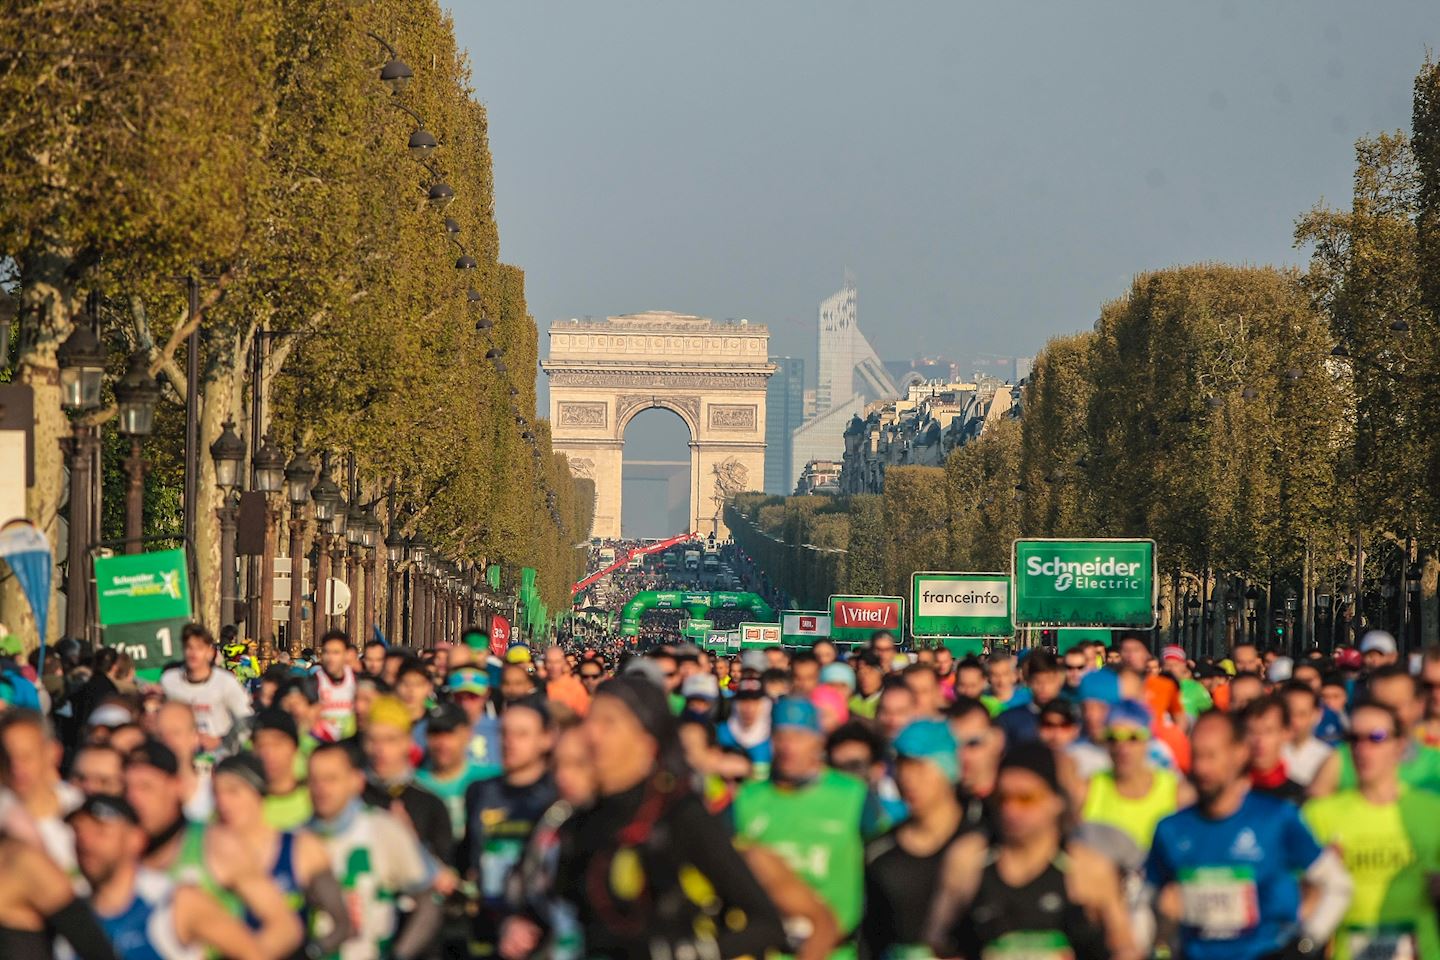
[1303,786,1440,960]
[1080,769,1178,851]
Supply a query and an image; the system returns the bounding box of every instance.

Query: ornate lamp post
[251,434,286,653]
[360,504,381,639]
[344,502,365,637]
[384,523,406,643]
[309,461,341,636]
[284,450,315,652]
[57,318,106,641]
[114,352,160,554]
[209,421,246,630]
[409,533,430,647]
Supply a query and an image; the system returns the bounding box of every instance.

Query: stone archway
[542,312,773,540]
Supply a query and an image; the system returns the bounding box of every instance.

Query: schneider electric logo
[1025,555,1144,593]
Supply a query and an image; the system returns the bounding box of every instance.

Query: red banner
[831,600,900,631]
[490,615,511,657]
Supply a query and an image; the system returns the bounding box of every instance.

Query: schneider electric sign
[910,572,1012,638]
[1012,539,1156,628]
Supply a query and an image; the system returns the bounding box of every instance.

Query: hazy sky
[448,1,1436,533]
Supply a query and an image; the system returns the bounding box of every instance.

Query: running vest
[99,869,203,960]
[733,769,867,960]
[955,851,1108,960]
[1081,769,1179,851]
[314,668,357,743]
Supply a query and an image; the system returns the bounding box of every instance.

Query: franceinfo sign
[910,572,1012,638]
[1011,539,1157,628]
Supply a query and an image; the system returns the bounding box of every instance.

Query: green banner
[487,564,501,590]
[94,548,192,627]
[910,571,1012,638]
[1012,539,1156,628]
[104,617,188,679]
[682,618,714,639]
[1055,627,1114,653]
[739,622,782,649]
[940,637,986,658]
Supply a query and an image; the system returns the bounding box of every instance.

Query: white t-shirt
[1283,736,1333,787]
[183,769,214,823]
[159,667,253,741]
[321,807,437,960]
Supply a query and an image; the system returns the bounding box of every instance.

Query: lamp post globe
[327,491,349,537]
[253,433,287,493]
[408,126,438,158]
[361,505,382,549]
[57,318,107,411]
[379,57,412,94]
[114,351,161,437]
[209,421,246,491]
[410,532,430,566]
[385,526,406,564]
[345,504,366,546]
[428,182,455,208]
[310,465,341,522]
[285,451,316,507]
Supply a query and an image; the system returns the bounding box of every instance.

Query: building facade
[796,459,843,495]
[764,356,805,495]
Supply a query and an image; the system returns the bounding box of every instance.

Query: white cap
[88,703,133,728]
[1360,630,1398,656]
[1266,656,1294,684]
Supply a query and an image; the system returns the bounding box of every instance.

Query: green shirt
[1178,678,1213,719]
[416,760,498,840]
[849,692,880,720]
[1303,786,1440,960]
[264,785,313,831]
[733,769,867,960]
[1337,740,1440,793]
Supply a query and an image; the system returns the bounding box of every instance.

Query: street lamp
[284,451,315,652]
[427,182,455,208]
[115,352,160,554]
[345,504,366,546]
[385,523,406,563]
[379,57,412,93]
[58,316,106,642]
[250,434,287,652]
[209,421,246,629]
[252,434,286,493]
[310,464,341,522]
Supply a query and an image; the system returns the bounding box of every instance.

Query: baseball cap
[426,702,470,734]
[820,663,857,692]
[448,668,489,695]
[999,740,1061,795]
[1160,645,1186,664]
[252,707,299,745]
[772,696,821,734]
[88,703,133,729]
[740,650,768,673]
[125,739,179,777]
[1106,698,1153,730]
[1336,648,1363,670]
[893,718,960,783]
[1076,668,1120,706]
[620,657,667,690]
[732,677,765,700]
[368,694,412,733]
[67,793,139,826]
[680,674,720,701]
[1360,630,1398,656]
[1266,656,1294,684]
[505,644,533,665]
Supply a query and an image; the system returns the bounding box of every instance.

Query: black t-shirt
[462,773,559,952]
[860,823,968,957]
[362,778,453,864]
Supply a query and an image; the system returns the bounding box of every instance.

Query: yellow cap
[368,694,412,732]
[505,645,533,664]
[1220,658,1236,676]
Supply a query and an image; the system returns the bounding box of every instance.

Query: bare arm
[1067,844,1141,960]
[1308,751,1341,798]
[230,873,306,960]
[743,844,840,960]
[924,833,985,957]
[175,887,267,960]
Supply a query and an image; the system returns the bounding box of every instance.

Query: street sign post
[1012,539,1156,628]
[828,595,903,643]
[739,622,782,649]
[910,572,1012,639]
[780,610,831,646]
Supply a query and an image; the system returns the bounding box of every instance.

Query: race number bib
[1178,866,1259,939]
[980,931,1075,960]
[480,836,524,900]
[1346,926,1417,960]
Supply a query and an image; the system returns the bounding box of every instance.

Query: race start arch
[542,312,773,540]
[619,590,776,634]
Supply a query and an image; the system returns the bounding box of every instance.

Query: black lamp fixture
[114,351,161,437]
[310,462,341,521]
[252,433,287,493]
[345,503,367,546]
[445,218,462,235]
[409,532,430,565]
[385,523,406,563]
[327,488,349,537]
[427,181,455,209]
[285,450,316,507]
[450,238,478,270]
[209,421,247,491]
[379,57,413,94]
[57,314,107,411]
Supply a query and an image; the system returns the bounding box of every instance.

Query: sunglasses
[1065,665,1087,672]
[1347,729,1396,746]
[1040,719,1075,730]
[999,789,1048,808]
[831,759,871,776]
[1104,728,1151,743]
[580,673,602,681]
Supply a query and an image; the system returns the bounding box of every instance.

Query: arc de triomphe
[542,312,773,540]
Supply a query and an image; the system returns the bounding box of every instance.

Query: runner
[1310,665,1440,796]
[1080,699,1191,851]
[1146,710,1351,960]
[1302,699,1440,960]
[158,625,252,756]
[251,708,312,831]
[307,740,442,960]
[1243,695,1307,804]
[734,696,867,960]
[313,631,359,744]
[926,741,1138,960]
[416,701,495,850]
[861,719,966,960]
[0,832,117,960]
[360,696,451,863]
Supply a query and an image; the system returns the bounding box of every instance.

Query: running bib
[980,931,1074,960]
[1178,866,1259,939]
[480,837,524,900]
[1346,925,1417,960]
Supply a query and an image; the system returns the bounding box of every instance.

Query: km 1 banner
[828,595,903,643]
[1012,539,1156,628]
[910,572,1012,638]
[781,610,831,646]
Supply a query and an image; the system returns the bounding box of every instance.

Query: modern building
[764,356,805,495]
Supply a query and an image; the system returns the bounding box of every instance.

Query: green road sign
[910,572,1012,638]
[1012,539,1156,628]
[940,637,986,657]
[739,622,782,649]
[1056,627,1114,653]
[828,595,903,643]
[780,610,830,646]
[103,617,187,680]
[94,548,192,627]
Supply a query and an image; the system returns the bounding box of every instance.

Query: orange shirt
[1144,675,1186,724]
[546,673,591,717]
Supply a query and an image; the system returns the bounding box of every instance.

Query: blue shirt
[1145,792,1323,960]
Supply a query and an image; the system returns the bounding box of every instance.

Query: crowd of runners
[1,617,1438,960]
